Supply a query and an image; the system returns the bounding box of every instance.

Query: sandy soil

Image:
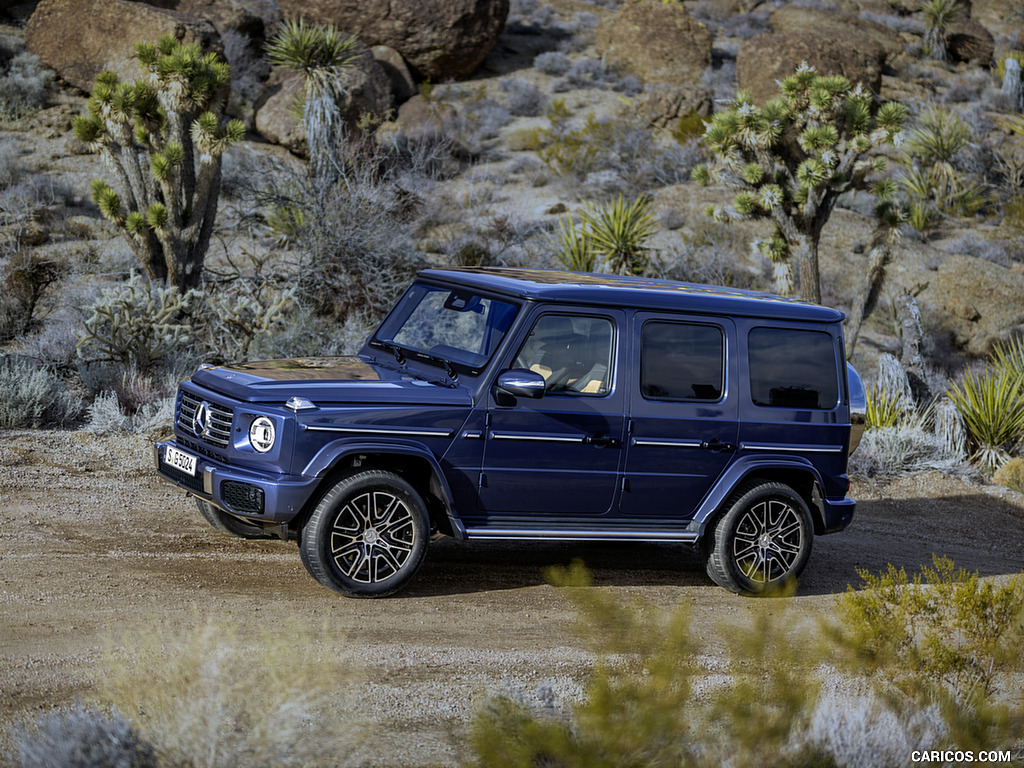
[1,429,1023,766]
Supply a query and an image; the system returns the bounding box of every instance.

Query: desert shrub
[848,425,966,477]
[498,76,547,117]
[0,34,51,119]
[534,51,571,76]
[470,562,827,768]
[921,0,964,61]
[829,557,1024,754]
[11,702,156,768]
[656,221,763,289]
[993,456,1024,491]
[0,251,70,340]
[0,355,82,428]
[98,619,365,768]
[84,390,174,436]
[77,273,200,374]
[555,195,655,275]
[0,136,21,189]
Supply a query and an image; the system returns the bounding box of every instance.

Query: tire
[299,469,430,598]
[703,481,813,595]
[196,498,274,540]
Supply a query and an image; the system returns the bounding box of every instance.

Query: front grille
[222,481,265,514]
[177,391,233,448]
[159,462,205,493]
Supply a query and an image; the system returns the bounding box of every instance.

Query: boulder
[947,18,995,66]
[631,84,713,129]
[274,0,509,81]
[24,0,220,93]
[768,5,905,63]
[254,40,393,154]
[736,32,884,105]
[372,45,416,105]
[595,0,712,86]
[923,254,1024,356]
[970,0,1017,34]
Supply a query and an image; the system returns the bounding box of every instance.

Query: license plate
[163,445,197,477]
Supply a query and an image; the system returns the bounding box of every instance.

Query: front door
[478,309,624,517]
[620,314,738,518]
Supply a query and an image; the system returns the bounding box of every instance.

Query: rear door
[620,313,738,518]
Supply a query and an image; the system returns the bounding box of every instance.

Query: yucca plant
[865,384,910,429]
[554,214,597,272]
[948,367,1024,470]
[922,0,964,61]
[582,194,655,276]
[696,64,906,303]
[991,336,1024,376]
[72,36,244,290]
[266,19,361,183]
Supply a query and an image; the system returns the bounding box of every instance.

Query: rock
[393,93,456,144]
[595,0,712,86]
[254,39,393,154]
[970,0,1017,34]
[947,18,995,65]
[24,0,220,94]
[631,84,713,129]
[274,0,508,81]
[372,45,416,105]
[736,32,884,105]
[923,254,1024,356]
[768,5,904,63]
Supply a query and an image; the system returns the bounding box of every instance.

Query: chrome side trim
[631,438,704,449]
[462,430,483,439]
[490,432,586,443]
[464,527,699,543]
[303,425,454,438]
[741,443,843,454]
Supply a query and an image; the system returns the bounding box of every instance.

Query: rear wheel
[299,469,429,598]
[703,481,813,595]
[196,498,274,539]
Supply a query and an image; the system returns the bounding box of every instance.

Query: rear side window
[748,328,838,409]
[641,321,724,401]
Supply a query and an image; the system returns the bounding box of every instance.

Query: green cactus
[72,36,244,290]
[696,64,906,304]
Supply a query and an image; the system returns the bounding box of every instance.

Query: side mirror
[496,369,546,400]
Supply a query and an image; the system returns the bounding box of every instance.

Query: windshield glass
[373,284,519,372]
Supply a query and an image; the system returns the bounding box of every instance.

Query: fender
[691,454,827,537]
[301,437,465,538]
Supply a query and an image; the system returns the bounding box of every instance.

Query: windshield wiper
[374,340,406,365]
[415,352,458,381]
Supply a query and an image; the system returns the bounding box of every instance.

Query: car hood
[190,356,472,406]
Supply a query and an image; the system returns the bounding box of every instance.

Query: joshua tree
[73,36,244,291]
[266,19,361,184]
[695,63,906,304]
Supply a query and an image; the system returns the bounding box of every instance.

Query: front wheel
[703,481,813,595]
[299,470,429,598]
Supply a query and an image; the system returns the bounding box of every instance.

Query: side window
[748,328,839,409]
[641,321,724,401]
[514,314,614,395]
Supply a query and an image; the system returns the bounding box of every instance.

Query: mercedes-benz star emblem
[192,401,212,438]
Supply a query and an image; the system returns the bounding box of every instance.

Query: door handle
[701,438,737,452]
[585,435,621,448]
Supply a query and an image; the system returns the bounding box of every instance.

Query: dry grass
[97,617,367,768]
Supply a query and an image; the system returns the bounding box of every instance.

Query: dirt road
[2,430,1023,765]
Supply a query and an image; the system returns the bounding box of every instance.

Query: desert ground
[1,429,1023,766]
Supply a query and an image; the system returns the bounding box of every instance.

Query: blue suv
[156,268,865,597]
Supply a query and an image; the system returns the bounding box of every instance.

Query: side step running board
[463,527,699,543]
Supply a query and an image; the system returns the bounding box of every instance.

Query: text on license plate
[164,445,197,476]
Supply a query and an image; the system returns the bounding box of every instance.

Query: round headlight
[249,416,276,453]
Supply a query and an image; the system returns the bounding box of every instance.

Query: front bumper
[154,440,319,523]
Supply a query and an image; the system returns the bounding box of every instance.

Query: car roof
[418,268,845,324]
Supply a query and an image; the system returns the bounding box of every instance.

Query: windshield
[372,283,519,373]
